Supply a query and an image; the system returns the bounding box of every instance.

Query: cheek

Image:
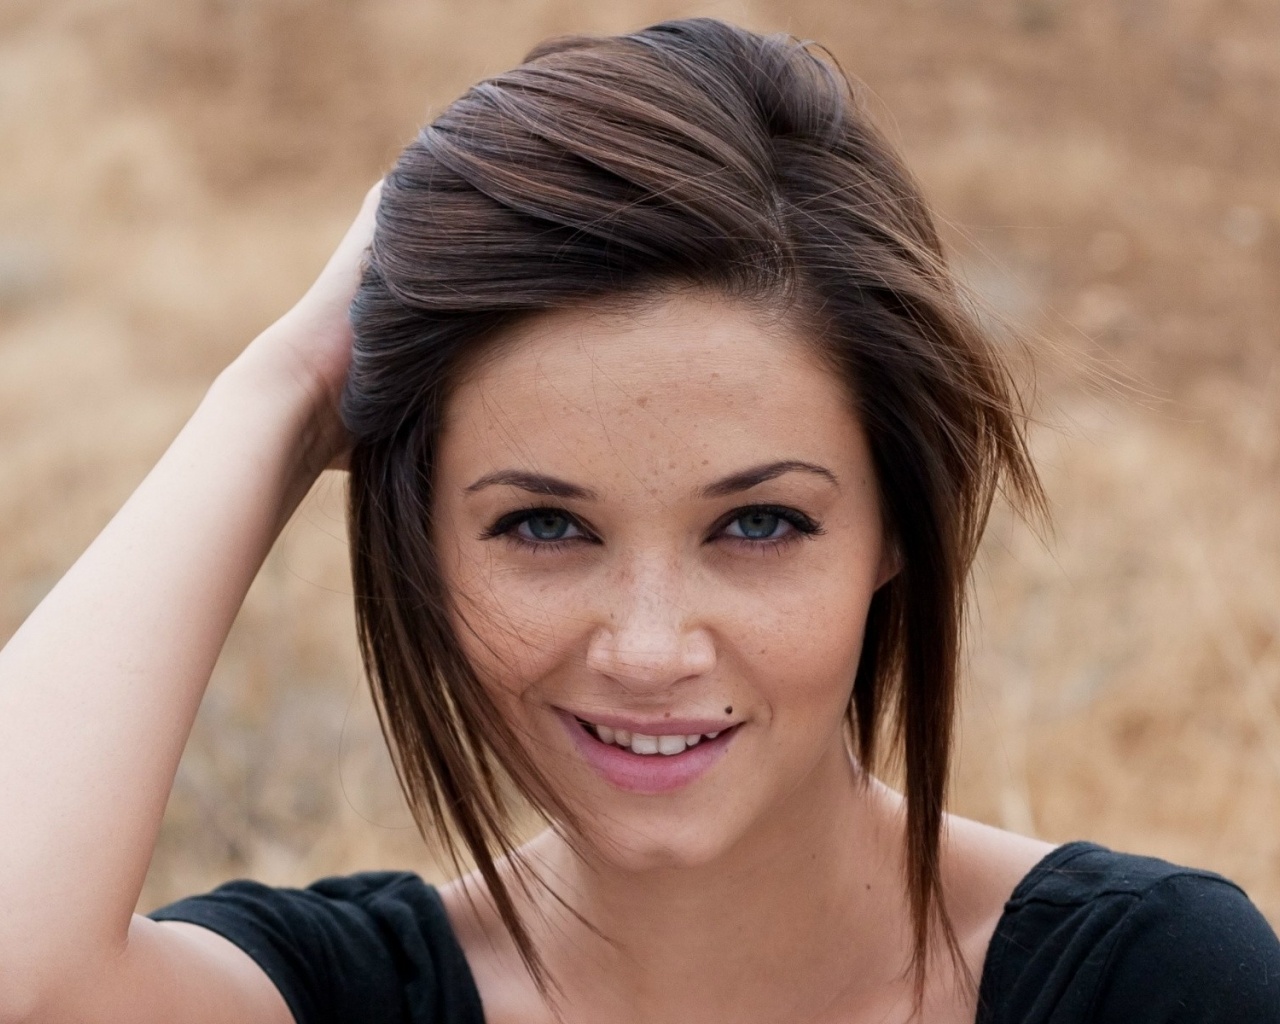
[719,565,874,730]
[445,549,587,698]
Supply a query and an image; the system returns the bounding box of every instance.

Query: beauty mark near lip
[557,709,739,795]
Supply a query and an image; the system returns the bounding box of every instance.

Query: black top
[149,841,1280,1023]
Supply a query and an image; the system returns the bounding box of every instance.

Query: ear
[873,538,901,591]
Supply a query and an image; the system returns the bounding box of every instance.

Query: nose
[584,555,716,691]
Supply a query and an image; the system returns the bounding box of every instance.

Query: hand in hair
[233,178,382,473]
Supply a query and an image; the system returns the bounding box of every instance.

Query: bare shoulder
[939,814,1058,972]
[944,814,1057,896]
[435,874,505,982]
[437,874,552,1024]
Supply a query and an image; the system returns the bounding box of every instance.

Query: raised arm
[0,183,381,1024]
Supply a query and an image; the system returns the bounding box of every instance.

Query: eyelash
[710,504,825,552]
[479,507,586,553]
[480,504,824,555]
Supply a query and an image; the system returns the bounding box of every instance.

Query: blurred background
[1,0,1277,922]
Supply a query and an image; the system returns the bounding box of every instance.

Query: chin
[573,803,747,874]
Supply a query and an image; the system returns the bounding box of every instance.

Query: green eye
[481,506,594,548]
[714,504,822,546]
[725,511,788,540]
[518,511,579,542]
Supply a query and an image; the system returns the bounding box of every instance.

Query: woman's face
[433,290,893,870]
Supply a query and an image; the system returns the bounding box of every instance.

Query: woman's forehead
[437,291,868,494]
[450,292,841,413]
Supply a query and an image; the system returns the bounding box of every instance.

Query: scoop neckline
[429,839,1107,1024]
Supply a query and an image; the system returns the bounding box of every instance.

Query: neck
[517,741,915,1023]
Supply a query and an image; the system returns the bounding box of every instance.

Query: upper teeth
[591,722,724,756]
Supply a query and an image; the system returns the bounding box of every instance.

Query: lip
[555,709,740,795]
[560,708,742,737]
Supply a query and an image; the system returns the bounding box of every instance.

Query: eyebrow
[464,460,837,500]
[464,470,599,500]
[698,460,839,498]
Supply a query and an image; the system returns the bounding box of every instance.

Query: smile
[575,717,724,756]
[558,710,741,794]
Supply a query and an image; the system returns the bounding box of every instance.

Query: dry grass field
[1,0,1277,924]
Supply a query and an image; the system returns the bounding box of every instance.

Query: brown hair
[343,17,1042,998]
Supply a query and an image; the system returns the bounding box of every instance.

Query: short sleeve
[147,871,485,1024]
[1090,874,1280,1023]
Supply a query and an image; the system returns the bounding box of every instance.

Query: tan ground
[1,0,1277,923]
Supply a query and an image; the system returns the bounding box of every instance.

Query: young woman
[1,18,1276,1024]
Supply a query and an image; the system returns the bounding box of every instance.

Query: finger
[311,178,385,297]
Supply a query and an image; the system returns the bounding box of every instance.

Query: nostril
[585,628,717,688]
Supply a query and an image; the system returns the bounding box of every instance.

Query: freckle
[724,706,733,715]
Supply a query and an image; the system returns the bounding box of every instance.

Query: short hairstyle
[343,16,1042,995]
